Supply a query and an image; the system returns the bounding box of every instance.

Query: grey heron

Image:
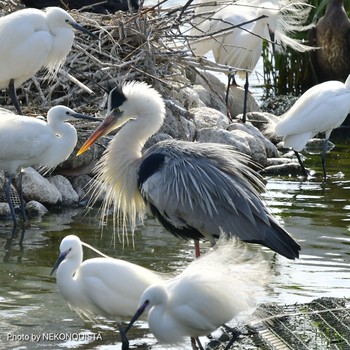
[77,81,300,259]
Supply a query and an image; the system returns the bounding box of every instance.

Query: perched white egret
[51,235,164,324]
[190,0,313,121]
[121,238,268,349]
[77,81,300,259]
[273,74,350,178]
[0,106,99,224]
[0,7,96,114]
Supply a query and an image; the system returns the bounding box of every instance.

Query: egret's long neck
[40,122,77,171]
[56,255,82,301]
[93,102,165,241]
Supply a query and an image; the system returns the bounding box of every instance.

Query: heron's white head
[50,235,82,275]
[77,81,166,155]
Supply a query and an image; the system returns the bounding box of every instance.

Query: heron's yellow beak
[77,110,123,156]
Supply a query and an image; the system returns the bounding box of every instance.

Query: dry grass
[0,0,235,116]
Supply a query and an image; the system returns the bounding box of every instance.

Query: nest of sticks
[0,0,235,117]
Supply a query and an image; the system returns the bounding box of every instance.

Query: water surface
[0,141,350,350]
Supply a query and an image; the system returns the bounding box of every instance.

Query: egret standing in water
[51,235,164,324]
[273,75,350,179]
[0,106,99,224]
[77,81,300,259]
[0,7,96,114]
[190,0,313,122]
[121,239,268,349]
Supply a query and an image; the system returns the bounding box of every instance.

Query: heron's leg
[194,240,200,258]
[17,171,27,222]
[321,138,329,179]
[242,71,249,123]
[5,173,17,225]
[8,79,22,115]
[294,150,308,177]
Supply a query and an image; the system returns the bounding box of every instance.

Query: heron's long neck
[94,106,164,238]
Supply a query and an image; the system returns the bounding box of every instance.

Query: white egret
[190,0,313,122]
[0,7,96,114]
[308,0,350,83]
[273,74,350,179]
[51,235,164,324]
[121,238,268,349]
[0,106,99,224]
[77,81,300,259]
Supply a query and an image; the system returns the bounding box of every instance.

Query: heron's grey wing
[139,141,300,259]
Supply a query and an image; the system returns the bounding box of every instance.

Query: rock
[227,84,261,118]
[70,175,92,203]
[194,72,229,114]
[71,175,106,206]
[189,107,230,130]
[19,167,62,206]
[262,163,304,176]
[267,158,292,166]
[25,200,48,216]
[160,99,196,141]
[196,128,251,155]
[227,122,279,158]
[0,202,11,218]
[48,175,79,206]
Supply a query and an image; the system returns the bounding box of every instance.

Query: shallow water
[0,138,350,350]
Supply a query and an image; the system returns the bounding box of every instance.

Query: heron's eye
[65,111,69,115]
[65,19,69,23]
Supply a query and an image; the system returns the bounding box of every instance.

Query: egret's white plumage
[0,106,98,223]
[190,0,313,74]
[123,239,268,346]
[0,7,94,114]
[77,81,300,259]
[274,74,350,178]
[190,0,313,121]
[51,235,165,322]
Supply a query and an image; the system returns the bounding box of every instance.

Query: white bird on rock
[273,74,350,179]
[51,235,165,324]
[0,7,96,114]
[77,81,300,259]
[0,106,99,224]
[121,238,268,350]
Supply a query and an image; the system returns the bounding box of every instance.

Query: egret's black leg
[242,71,249,123]
[195,337,204,350]
[5,173,17,224]
[294,150,309,177]
[118,324,129,350]
[321,138,329,179]
[190,337,204,350]
[225,74,233,107]
[17,171,27,222]
[8,79,22,115]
